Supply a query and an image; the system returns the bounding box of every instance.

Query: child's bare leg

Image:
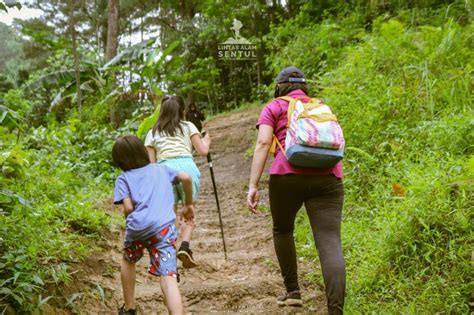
[121,258,136,309]
[160,276,183,314]
[180,218,195,242]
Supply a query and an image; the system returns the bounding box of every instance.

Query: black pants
[269,174,345,314]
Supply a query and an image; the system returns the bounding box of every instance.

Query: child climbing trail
[3,2,469,313]
[145,95,211,269]
[56,105,330,313]
[112,135,195,314]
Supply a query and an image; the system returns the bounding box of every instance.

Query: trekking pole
[203,132,228,260]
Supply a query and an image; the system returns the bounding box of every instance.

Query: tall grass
[282,7,472,313]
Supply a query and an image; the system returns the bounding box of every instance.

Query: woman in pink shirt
[247,67,345,314]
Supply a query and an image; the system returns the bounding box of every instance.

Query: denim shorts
[123,224,178,277]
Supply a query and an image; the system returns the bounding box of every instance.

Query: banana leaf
[136,105,160,139]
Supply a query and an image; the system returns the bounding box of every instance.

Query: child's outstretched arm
[191,133,210,156]
[176,171,195,222]
[122,197,134,218]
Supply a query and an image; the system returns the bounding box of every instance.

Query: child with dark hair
[112,135,194,315]
[145,95,211,268]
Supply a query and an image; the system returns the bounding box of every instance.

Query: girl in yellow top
[145,95,210,268]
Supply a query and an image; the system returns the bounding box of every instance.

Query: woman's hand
[247,186,259,214]
[247,124,273,214]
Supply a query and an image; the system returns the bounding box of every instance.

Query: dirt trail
[64,107,327,314]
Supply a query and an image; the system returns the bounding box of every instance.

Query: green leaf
[101,37,156,70]
[96,284,105,303]
[66,292,82,306]
[0,287,12,295]
[11,291,24,304]
[0,105,22,130]
[13,272,21,284]
[0,189,34,209]
[38,294,54,307]
[136,105,160,139]
[32,275,44,286]
[4,1,22,10]
[345,146,377,163]
[27,70,77,91]
[146,48,159,67]
[157,40,180,66]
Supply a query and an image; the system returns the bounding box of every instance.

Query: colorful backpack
[271,96,344,169]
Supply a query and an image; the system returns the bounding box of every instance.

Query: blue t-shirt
[114,163,179,232]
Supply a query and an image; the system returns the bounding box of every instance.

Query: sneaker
[177,246,197,268]
[118,305,136,315]
[277,290,303,307]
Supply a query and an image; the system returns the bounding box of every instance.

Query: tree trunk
[69,2,82,115]
[106,0,120,127]
[106,0,119,61]
[186,92,195,110]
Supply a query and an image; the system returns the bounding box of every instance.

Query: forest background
[0,0,472,312]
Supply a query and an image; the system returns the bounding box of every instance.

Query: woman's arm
[247,124,273,213]
[146,146,157,163]
[191,133,210,156]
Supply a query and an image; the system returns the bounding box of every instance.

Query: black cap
[276,66,306,84]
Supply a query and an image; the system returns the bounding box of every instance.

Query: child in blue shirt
[112,135,194,315]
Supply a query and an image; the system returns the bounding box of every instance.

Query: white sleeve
[144,129,154,147]
[187,121,200,137]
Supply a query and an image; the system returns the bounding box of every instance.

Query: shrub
[277,11,473,313]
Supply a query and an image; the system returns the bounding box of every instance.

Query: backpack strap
[269,96,298,156]
[269,95,318,157]
[271,134,287,157]
[276,96,297,128]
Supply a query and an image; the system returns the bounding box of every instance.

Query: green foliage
[0,22,25,91]
[0,1,21,12]
[0,146,28,179]
[0,105,22,131]
[136,104,160,139]
[279,6,473,312]
[1,0,472,312]
[265,12,365,82]
[27,63,105,113]
[0,112,117,311]
[101,38,179,97]
[2,89,31,117]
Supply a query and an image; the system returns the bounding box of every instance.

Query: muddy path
[60,107,327,314]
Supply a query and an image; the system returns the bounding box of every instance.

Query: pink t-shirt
[257,89,343,178]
